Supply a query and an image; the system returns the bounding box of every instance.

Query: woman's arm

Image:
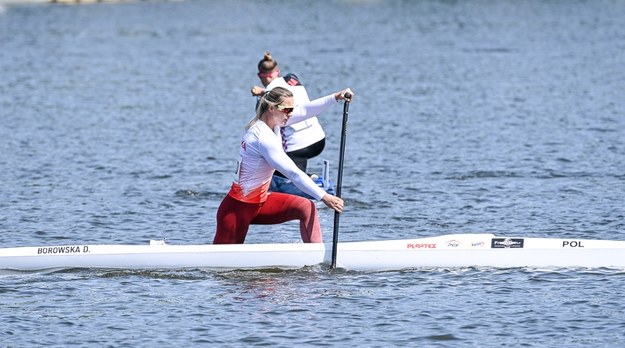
[260,133,326,200]
[286,88,353,126]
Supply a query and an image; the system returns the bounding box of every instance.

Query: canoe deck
[2,233,625,272]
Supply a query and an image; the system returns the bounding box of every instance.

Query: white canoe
[2,233,625,272]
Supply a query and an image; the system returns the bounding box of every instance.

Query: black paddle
[331,92,351,269]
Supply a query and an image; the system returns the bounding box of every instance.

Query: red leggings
[213,193,322,244]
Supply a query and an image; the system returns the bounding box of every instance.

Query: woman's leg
[252,192,323,243]
[214,195,262,244]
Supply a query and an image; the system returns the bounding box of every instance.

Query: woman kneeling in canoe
[213,87,352,244]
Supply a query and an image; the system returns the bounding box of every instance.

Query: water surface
[1,0,624,346]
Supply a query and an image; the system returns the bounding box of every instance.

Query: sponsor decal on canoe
[446,240,462,247]
[491,238,524,249]
[562,240,585,248]
[37,246,90,255]
[406,243,437,249]
[471,241,485,247]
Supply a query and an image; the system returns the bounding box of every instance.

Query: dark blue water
[1,0,625,346]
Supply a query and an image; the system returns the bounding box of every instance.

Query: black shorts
[276,138,325,176]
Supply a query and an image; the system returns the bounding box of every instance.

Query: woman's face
[269,97,294,127]
[257,70,280,87]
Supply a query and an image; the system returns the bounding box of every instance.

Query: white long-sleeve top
[265,77,331,152]
[228,120,326,203]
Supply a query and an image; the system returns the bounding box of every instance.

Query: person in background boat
[214,86,353,244]
[251,52,329,197]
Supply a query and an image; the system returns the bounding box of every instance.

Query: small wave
[463,47,514,54]
[174,189,223,200]
[425,333,460,341]
[96,268,211,280]
[587,127,617,133]
[448,170,521,180]
[446,170,619,180]
[175,189,200,197]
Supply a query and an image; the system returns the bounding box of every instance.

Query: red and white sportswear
[228,94,338,203]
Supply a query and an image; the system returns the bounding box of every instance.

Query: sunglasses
[257,70,280,78]
[276,104,294,114]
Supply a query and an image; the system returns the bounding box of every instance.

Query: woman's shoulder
[290,85,310,103]
[247,120,276,138]
[265,77,288,90]
[283,73,302,86]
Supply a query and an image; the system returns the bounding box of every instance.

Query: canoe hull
[2,234,625,272]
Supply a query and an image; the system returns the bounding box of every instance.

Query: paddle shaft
[331,93,351,269]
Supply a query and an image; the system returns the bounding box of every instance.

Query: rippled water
[1,0,625,346]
